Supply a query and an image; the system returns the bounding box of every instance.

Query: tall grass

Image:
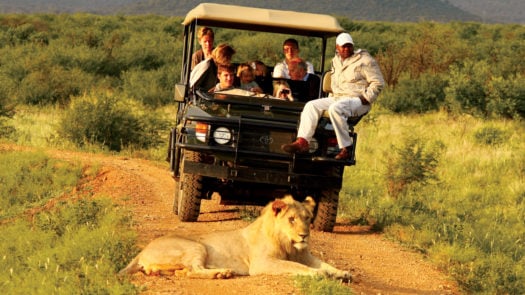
[341,109,525,293]
[0,151,82,219]
[0,151,138,294]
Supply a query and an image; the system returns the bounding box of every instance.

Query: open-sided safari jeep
[168,3,361,232]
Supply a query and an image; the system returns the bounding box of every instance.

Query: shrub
[486,74,525,119]
[473,126,508,146]
[445,60,490,116]
[384,136,444,198]
[0,74,17,118]
[380,73,447,113]
[18,66,94,105]
[121,66,177,107]
[59,91,169,151]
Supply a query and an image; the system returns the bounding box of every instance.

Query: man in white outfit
[281,32,385,160]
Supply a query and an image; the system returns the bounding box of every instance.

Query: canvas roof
[182,3,344,37]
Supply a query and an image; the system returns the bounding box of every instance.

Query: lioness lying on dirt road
[119,195,350,281]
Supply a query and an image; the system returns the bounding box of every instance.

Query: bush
[473,126,508,146]
[121,65,177,107]
[384,136,444,198]
[486,74,525,119]
[59,91,169,151]
[380,73,447,113]
[445,60,490,116]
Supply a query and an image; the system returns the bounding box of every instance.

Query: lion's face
[270,196,316,251]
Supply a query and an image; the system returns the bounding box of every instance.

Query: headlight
[213,127,232,144]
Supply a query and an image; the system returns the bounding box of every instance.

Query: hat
[336,33,353,46]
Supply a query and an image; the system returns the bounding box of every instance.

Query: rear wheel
[175,150,203,221]
[312,188,340,232]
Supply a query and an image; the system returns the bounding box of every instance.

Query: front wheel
[174,150,203,222]
[312,188,339,232]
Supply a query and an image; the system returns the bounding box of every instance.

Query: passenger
[272,38,314,79]
[237,63,263,93]
[190,43,236,92]
[273,79,292,101]
[281,32,385,160]
[251,60,273,94]
[191,27,214,70]
[274,58,320,102]
[210,64,236,93]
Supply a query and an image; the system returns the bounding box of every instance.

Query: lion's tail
[118,255,142,276]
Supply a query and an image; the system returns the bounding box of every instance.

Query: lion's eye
[289,216,295,224]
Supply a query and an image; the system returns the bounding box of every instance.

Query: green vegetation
[0,151,138,294]
[0,151,82,219]
[60,91,170,151]
[340,111,525,294]
[0,13,524,294]
[295,275,352,295]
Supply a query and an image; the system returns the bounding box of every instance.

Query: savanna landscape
[1,11,524,294]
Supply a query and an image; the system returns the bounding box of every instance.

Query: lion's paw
[322,269,352,283]
[214,269,233,279]
[330,270,351,283]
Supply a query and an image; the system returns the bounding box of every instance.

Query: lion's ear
[271,199,288,216]
[303,196,316,213]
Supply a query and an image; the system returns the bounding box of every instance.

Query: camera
[281,89,290,95]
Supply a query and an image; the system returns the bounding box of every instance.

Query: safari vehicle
[168,3,360,232]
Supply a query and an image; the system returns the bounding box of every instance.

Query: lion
[119,195,350,281]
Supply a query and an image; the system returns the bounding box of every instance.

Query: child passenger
[210,64,236,92]
[237,63,263,93]
[251,60,273,94]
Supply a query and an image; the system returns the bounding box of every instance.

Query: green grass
[295,275,353,295]
[0,151,138,294]
[341,109,525,294]
[0,150,83,220]
[5,105,72,149]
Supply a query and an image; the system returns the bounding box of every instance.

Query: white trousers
[297,96,371,148]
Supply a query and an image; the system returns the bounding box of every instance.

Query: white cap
[336,33,353,46]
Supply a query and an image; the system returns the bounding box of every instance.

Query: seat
[321,70,332,95]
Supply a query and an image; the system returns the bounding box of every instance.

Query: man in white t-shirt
[272,38,314,79]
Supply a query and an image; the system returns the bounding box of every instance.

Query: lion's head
[260,195,316,252]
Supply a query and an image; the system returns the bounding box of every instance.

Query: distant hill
[0,0,523,24]
[447,0,524,24]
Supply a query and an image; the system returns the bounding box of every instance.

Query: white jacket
[330,49,385,104]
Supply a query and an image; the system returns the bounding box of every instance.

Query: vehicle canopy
[178,3,345,88]
[182,3,344,37]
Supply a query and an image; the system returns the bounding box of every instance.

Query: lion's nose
[299,234,308,240]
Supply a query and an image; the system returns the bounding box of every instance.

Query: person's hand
[250,86,263,94]
[277,85,293,101]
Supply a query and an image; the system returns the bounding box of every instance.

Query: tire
[312,188,339,232]
[176,150,203,222]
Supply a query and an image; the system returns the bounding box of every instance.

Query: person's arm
[361,55,385,104]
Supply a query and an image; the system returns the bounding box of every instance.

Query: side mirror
[174,83,187,102]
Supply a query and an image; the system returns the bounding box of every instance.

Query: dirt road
[12,145,460,294]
